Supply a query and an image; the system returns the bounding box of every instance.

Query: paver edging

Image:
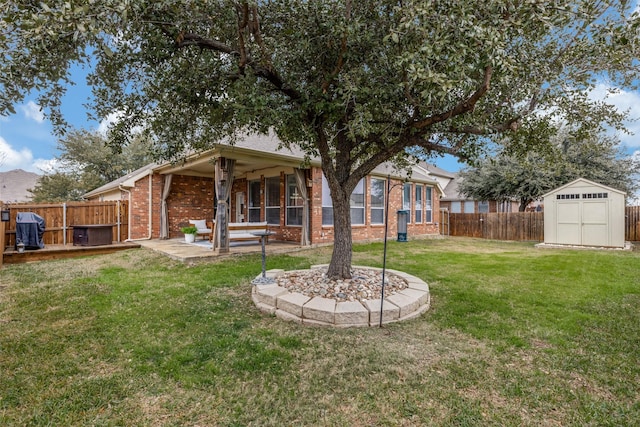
[252,266,430,327]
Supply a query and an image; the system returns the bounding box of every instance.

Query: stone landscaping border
[251,265,430,327]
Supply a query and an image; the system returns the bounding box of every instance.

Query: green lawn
[1,238,639,426]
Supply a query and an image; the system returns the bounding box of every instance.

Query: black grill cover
[15,212,45,250]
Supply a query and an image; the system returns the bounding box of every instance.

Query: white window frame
[248,180,261,222]
[451,201,461,213]
[415,184,423,223]
[464,200,475,213]
[265,176,281,225]
[403,183,412,223]
[322,175,333,226]
[370,177,385,225]
[426,187,433,223]
[322,174,366,226]
[350,179,365,225]
[286,174,303,226]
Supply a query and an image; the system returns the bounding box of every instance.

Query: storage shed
[543,178,626,248]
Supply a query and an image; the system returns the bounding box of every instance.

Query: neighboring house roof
[86,133,449,197]
[441,174,467,202]
[418,162,456,179]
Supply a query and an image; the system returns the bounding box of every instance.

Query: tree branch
[176,33,237,55]
[321,0,351,93]
[412,66,493,129]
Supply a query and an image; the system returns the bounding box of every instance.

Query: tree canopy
[28,129,153,202]
[458,132,639,211]
[2,1,639,277]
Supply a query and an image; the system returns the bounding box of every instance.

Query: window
[322,174,366,226]
[286,175,303,226]
[248,180,261,222]
[415,185,423,223]
[464,200,475,213]
[403,183,412,223]
[451,201,461,213]
[351,179,365,225]
[322,175,333,225]
[478,201,489,213]
[370,177,385,224]
[426,187,433,222]
[265,176,280,225]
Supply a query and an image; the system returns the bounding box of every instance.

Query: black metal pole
[380,175,391,327]
[261,236,267,278]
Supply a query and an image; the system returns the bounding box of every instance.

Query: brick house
[84,134,445,247]
[439,173,519,214]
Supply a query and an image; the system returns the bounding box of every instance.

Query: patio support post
[213,157,235,253]
[294,168,310,246]
[160,174,173,239]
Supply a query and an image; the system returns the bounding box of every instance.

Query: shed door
[556,199,610,246]
[582,201,608,246]
[556,202,581,245]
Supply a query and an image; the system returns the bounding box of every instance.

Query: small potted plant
[180,225,198,243]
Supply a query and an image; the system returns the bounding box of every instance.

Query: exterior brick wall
[128,167,441,243]
[167,174,215,237]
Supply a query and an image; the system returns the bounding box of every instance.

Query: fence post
[116,200,121,243]
[0,219,4,268]
[62,203,67,245]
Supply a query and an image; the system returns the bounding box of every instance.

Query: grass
[1,237,639,426]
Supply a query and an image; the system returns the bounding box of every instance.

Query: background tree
[2,1,638,278]
[29,172,88,202]
[459,133,639,211]
[28,129,153,202]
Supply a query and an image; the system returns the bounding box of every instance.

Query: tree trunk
[326,187,353,279]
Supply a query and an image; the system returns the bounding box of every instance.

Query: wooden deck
[2,242,141,265]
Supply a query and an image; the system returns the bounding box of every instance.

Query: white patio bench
[209,221,270,243]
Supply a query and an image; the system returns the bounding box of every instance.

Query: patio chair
[189,219,212,241]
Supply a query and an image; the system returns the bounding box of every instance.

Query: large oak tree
[2,1,638,278]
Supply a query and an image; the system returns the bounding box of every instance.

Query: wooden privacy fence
[448,212,544,241]
[447,207,640,242]
[2,201,128,247]
[627,206,640,242]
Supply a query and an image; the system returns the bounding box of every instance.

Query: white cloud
[589,84,640,147]
[20,101,45,124]
[97,111,121,135]
[0,136,54,173]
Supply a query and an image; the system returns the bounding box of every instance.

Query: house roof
[417,162,457,179]
[440,174,466,201]
[84,163,158,199]
[85,133,448,197]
